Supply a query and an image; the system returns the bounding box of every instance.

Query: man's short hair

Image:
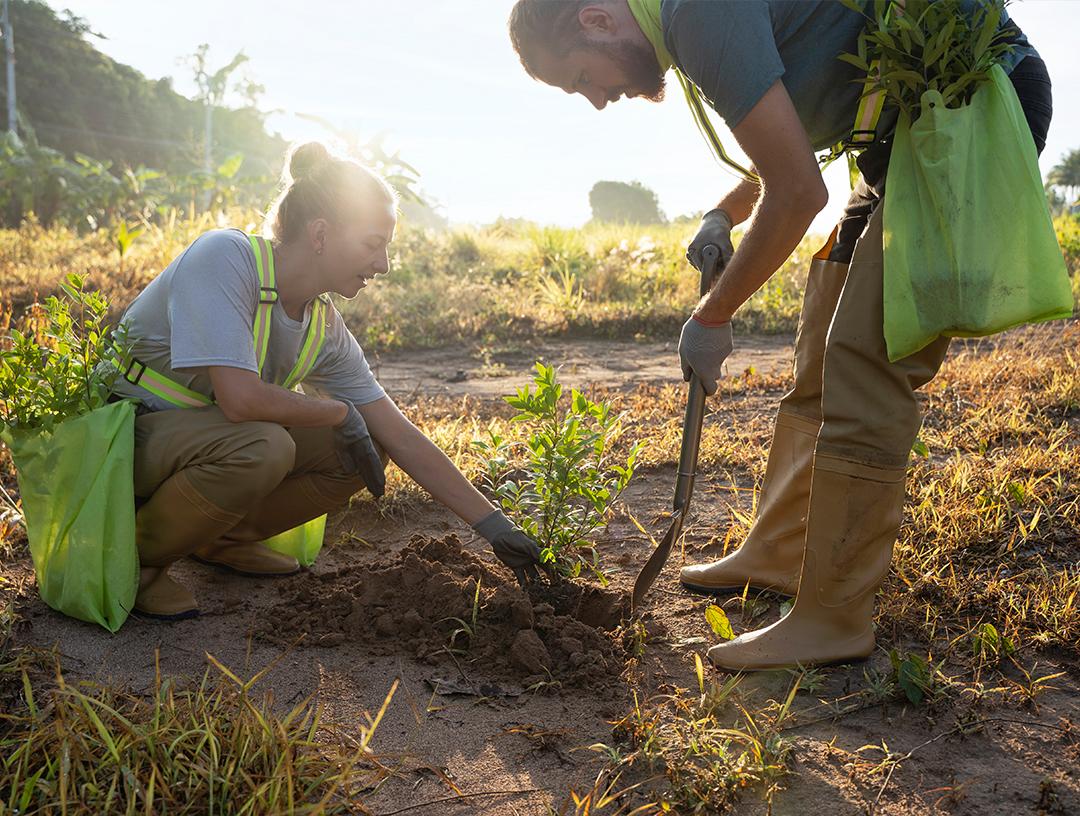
[508,0,591,79]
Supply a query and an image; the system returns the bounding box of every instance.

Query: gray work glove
[473,509,543,587]
[678,316,734,396]
[686,208,735,272]
[333,402,386,498]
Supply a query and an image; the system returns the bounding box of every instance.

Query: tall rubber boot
[680,411,819,597]
[134,471,245,620]
[707,455,905,671]
[192,472,346,576]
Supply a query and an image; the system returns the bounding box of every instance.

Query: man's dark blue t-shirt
[661,0,1036,151]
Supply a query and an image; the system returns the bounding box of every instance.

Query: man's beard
[592,38,666,102]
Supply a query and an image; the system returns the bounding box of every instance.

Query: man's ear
[578,5,615,36]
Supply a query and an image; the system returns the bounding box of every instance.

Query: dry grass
[0,643,398,815]
[374,322,1080,813]
[0,216,816,356]
[1,214,1078,813]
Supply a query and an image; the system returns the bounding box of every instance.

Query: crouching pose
[112,142,543,619]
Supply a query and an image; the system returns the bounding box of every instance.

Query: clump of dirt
[259,535,630,687]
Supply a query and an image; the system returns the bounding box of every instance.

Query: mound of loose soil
[259,535,630,688]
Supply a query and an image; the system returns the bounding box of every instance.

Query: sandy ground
[367,334,794,399]
[5,332,1079,815]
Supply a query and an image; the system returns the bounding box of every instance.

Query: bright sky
[46,0,1080,230]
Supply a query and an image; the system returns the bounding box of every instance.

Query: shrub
[473,363,641,581]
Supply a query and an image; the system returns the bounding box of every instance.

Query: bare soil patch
[260,534,629,689]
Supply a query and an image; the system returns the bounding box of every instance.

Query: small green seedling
[0,274,124,432]
[474,362,641,581]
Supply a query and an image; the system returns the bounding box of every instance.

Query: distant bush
[589,180,665,224]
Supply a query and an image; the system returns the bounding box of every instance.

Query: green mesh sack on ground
[2,400,138,632]
[882,64,1073,361]
[264,513,327,567]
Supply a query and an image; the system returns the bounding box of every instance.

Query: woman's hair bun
[288,141,333,182]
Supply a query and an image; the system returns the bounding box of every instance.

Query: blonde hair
[266,141,398,244]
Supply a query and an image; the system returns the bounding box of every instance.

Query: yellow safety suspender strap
[117,234,331,409]
[820,0,905,174]
[248,235,278,376]
[282,296,329,390]
[113,348,214,408]
[676,71,760,185]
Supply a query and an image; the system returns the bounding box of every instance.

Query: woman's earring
[316,247,323,255]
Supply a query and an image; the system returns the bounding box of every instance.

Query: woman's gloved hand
[686,208,735,272]
[473,509,544,587]
[333,402,386,498]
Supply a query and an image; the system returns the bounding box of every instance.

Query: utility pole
[1,0,16,134]
[202,98,213,210]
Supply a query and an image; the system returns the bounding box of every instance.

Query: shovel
[631,244,722,614]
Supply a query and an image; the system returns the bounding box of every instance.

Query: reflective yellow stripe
[283,297,329,390]
[850,61,887,145]
[113,351,212,408]
[676,71,760,184]
[845,0,905,149]
[249,235,276,375]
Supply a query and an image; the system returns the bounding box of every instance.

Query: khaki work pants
[132,406,365,563]
[778,197,950,470]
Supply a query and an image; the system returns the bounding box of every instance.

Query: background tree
[1047,148,1080,207]
[0,1,284,175]
[588,180,665,224]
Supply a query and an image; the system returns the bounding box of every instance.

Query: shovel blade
[630,512,685,615]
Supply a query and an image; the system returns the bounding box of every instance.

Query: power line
[31,118,195,149]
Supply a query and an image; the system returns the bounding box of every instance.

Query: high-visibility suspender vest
[115,235,330,408]
[115,234,331,565]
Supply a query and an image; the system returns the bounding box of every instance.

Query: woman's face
[323,203,397,298]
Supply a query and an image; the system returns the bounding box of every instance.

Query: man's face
[533,38,665,110]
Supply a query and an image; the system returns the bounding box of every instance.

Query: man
[507,0,1048,670]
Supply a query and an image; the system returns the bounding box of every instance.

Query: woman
[111,142,543,620]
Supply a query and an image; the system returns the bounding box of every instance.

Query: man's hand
[333,402,386,498]
[473,510,544,587]
[678,317,734,396]
[686,208,735,272]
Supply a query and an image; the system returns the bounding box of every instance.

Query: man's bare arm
[714,176,761,226]
[696,80,828,324]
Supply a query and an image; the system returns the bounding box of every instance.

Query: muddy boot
[135,567,199,621]
[680,411,819,597]
[133,471,245,620]
[707,455,905,671]
[191,541,300,577]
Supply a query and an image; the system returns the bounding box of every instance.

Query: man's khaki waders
[118,236,364,619]
[683,44,1054,670]
[683,181,948,670]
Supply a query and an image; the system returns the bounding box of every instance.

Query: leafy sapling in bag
[0,275,138,632]
[843,0,1072,361]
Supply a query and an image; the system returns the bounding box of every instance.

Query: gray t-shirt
[661,0,1037,151]
[112,229,385,412]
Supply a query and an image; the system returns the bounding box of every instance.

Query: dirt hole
[260,535,630,688]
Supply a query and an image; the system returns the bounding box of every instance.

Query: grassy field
[1,216,1079,813]
[0,213,817,351]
